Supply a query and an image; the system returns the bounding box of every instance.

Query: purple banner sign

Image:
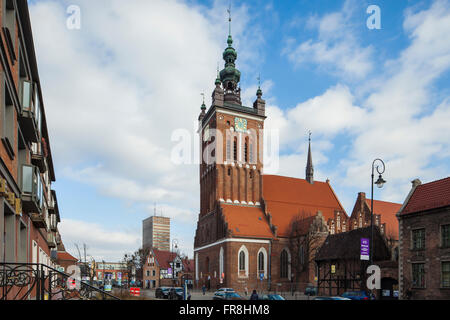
[360,238,370,261]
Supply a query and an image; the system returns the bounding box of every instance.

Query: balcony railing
[30,213,46,229]
[0,263,120,300]
[18,80,40,143]
[31,142,46,173]
[47,233,56,248]
[21,165,42,214]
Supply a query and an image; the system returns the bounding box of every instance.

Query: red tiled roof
[221,204,273,238]
[262,175,347,237]
[57,251,78,262]
[364,199,402,239]
[152,249,177,269]
[401,177,450,215]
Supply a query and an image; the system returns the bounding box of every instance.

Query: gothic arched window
[233,137,237,161]
[280,250,289,278]
[239,251,245,271]
[244,137,248,162]
[258,252,264,272]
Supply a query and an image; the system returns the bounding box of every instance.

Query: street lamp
[172,239,178,284]
[370,159,386,265]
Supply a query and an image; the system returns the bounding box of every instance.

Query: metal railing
[0,263,120,300]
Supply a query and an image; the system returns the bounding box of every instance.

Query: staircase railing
[0,263,120,300]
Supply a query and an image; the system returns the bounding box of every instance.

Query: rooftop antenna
[201,93,205,104]
[153,203,156,217]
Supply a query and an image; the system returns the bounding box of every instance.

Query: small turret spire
[306,131,314,184]
[256,73,262,98]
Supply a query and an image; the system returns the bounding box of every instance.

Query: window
[258,252,264,272]
[152,270,156,277]
[228,168,231,176]
[239,251,245,271]
[412,228,425,250]
[146,270,150,277]
[280,250,289,278]
[3,80,15,158]
[412,263,425,288]
[244,138,248,162]
[4,0,16,58]
[442,262,450,288]
[299,245,305,266]
[442,225,450,248]
[233,137,237,161]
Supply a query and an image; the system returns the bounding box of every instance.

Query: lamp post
[370,159,387,265]
[172,239,178,285]
[102,259,105,290]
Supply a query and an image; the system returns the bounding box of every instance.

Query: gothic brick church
[193,20,349,293]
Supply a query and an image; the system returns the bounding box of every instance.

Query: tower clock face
[234,117,247,133]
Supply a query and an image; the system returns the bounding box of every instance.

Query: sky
[27,0,450,262]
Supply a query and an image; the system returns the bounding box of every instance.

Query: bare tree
[288,211,329,290]
[122,247,150,286]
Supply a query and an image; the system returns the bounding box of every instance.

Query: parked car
[214,288,235,295]
[212,292,246,300]
[155,287,171,299]
[168,287,185,300]
[313,296,351,300]
[341,291,373,300]
[305,284,318,296]
[258,294,285,300]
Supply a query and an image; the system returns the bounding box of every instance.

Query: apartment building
[142,215,170,251]
[0,0,62,272]
[397,177,450,300]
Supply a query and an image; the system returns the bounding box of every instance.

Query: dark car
[168,287,185,300]
[313,296,351,300]
[155,287,171,299]
[305,284,318,296]
[341,291,373,300]
[213,292,246,301]
[259,294,285,300]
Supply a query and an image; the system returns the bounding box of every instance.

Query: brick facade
[398,177,450,300]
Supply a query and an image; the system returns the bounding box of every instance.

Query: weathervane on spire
[308,130,312,143]
[201,92,205,104]
[227,1,232,36]
[257,73,261,89]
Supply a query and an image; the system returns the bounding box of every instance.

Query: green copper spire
[220,3,241,91]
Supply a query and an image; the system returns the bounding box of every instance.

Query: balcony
[50,214,57,232]
[31,213,46,229]
[47,233,56,248]
[48,190,59,216]
[21,165,42,214]
[18,80,40,143]
[31,142,46,173]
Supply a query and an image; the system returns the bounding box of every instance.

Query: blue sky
[28,0,450,261]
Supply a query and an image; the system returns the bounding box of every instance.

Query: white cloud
[283,0,373,79]
[59,219,140,262]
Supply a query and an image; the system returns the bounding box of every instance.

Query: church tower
[197,12,266,218]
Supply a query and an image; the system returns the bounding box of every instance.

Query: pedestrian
[250,290,259,300]
[244,287,248,296]
[202,285,206,295]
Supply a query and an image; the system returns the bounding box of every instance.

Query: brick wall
[399,207,450,300]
